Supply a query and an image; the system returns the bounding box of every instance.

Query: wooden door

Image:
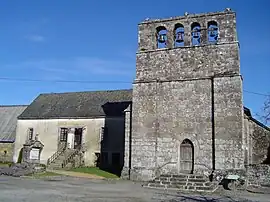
[180,139,194,174]
[74,128,82,149]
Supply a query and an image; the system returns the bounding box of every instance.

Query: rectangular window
[28,128,34,140]
[60,128,68,142]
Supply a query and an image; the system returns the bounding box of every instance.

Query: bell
[210,31,216,37]
[209,27,218,37]
[175,32,184,42]
[193,28,200,38]
[158,34,166,43]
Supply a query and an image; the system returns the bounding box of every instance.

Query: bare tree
[262,95,270,124]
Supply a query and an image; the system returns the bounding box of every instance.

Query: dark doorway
[100,101,131,176]
[74,128,82,149]
[180,139,194,174]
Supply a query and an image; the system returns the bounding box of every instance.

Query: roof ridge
[40,88,133,95]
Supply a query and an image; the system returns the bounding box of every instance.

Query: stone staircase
[47,148,82,170]
[144,174,218,192]
[47,149,73,169]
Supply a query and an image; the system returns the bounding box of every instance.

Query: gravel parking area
[0,176,269,202]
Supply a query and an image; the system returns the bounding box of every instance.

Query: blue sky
[0,0,269,121]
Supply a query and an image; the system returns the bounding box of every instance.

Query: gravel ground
[0,176,269,202]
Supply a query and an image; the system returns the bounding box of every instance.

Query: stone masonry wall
[136,44,240,82]
[138,10,237,51]
[247,164,270,186]
[0,142,14,162]
[131,79,213,180]
[214,76,244,169]
[251,121,270,164]
[122,105,131,179]
[244,117,270,165]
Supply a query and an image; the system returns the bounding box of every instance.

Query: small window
[28,128,34,140]
[60,128,68,142]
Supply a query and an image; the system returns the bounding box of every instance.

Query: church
[12,9,269,184]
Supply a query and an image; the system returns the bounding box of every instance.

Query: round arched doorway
[179,139,194,174]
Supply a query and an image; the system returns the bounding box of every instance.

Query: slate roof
[18,89,132,120]
[0,105,27,142]
[244,107,270,131]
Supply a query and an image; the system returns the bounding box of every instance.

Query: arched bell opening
[156,26,168,49]
[179,139,194,174]
[208,21,218,44]
[174,23,184,47]
[191,22,201,46]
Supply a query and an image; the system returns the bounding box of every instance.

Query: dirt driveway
[0,176,269,202]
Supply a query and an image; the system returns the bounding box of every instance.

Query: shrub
[17,148,23,163]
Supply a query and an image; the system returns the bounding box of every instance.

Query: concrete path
[47,169,105,179]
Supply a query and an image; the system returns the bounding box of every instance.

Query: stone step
[160,174,205,178]
[145,173,216,192]
[153,178,209,184]
[160,174,188,178]
[145,183,216,192]
[149,181,212,187]
[47,166,63,170]
[50,161,63,165]
[188,178,208,183]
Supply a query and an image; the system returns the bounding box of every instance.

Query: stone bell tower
[125,8,244,181]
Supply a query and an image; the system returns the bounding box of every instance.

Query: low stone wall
[246,164,270,186]
[0,163,46,177]
[0,142,14,162]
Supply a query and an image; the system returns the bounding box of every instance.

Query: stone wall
[138,10,237,51]
[0,142,14,162]
[214,76,244,169]
[244,114,270,165]
[246,164,270,186]
[130,10,244,181]
[136,44,240,82]
[122,105,132,179]
[250,121,270,164]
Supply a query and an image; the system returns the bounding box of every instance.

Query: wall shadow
[99,101,131,176]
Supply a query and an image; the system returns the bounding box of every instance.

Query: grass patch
[69,167,119,178]
[0,162,12,167]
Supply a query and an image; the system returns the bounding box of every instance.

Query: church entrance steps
[144,174,219,192]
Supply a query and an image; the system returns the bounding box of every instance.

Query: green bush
[17,148,23,163]
[39,163,47,169]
